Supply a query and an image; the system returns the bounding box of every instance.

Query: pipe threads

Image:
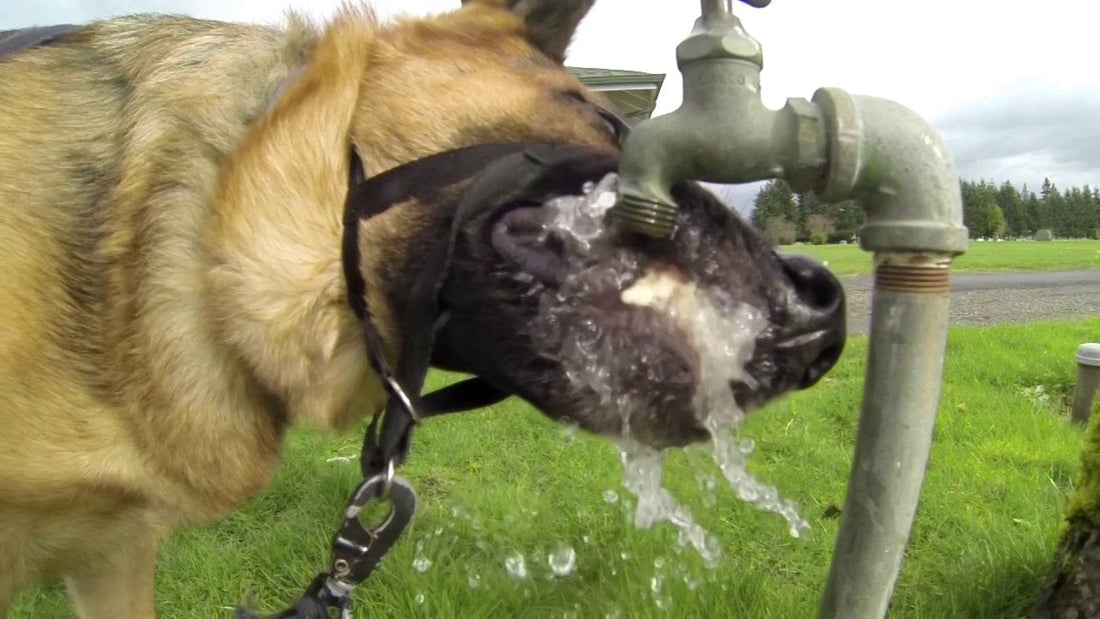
[609,196,680,238]
[875,264,950,294]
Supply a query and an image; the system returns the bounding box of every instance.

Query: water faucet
[613,2,971,618]
[609,0,829,238]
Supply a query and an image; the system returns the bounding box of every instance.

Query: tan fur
[0,1,615,615]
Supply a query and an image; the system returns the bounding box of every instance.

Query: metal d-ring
[381,458,395,498]
[384,374,420,423]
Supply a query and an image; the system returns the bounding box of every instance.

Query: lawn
[12,318,1098,618]
[779,239,1100,276]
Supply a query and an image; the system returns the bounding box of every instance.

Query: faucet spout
[611,5,825,237]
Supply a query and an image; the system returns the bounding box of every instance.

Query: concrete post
[1072,343,1100,425]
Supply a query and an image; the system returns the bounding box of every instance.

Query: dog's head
[362,145,845,450]
[342,1,843,449]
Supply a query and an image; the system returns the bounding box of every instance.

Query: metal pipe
[813,90,969,618]
[700,0,733,16]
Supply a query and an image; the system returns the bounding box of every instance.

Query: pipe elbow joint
[813,87,969,255]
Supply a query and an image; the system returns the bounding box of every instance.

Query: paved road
[947,269,1100,291]
[841,269,1100,336]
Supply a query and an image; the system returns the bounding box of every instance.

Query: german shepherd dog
[0,1,845,616]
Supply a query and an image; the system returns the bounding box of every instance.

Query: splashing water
[616,443,722,567]
[505,552,528,581]
[548,543,577,577]
[467,570,482,589]
[541,173,810,565]
[412,540,433,573]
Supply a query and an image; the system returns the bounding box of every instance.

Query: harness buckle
[328,469,418,588]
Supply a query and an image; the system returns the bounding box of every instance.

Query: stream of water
[546,174,811,563]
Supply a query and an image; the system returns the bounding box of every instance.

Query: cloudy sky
[4,0,1097,211]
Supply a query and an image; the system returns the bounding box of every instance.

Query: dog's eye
[559,90,629,144]
[595,106,630,143]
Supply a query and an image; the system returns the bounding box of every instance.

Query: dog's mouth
[474,169,847,451]
[487,186,774,448]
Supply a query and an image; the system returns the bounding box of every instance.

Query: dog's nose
[778,254,846,389]
[781,254,844,317]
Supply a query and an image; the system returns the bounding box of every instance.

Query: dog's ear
[462,0,595,64]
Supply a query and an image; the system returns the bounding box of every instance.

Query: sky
[3,0,1097,212]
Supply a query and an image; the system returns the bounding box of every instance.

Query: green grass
[13,318,1098,618]
[779,239,1100,276]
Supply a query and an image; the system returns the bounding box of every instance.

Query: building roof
[568,66,666,124]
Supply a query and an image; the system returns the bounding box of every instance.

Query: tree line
[748,177,1100,245]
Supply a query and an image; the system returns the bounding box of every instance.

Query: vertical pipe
[700,0,733,17]
[819,256,952,618]
[1071,344,1100,425]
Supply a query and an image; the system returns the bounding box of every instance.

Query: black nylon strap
[341,144,532,477]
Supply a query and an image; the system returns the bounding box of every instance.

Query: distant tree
[988,203,1006,238]
[797,190,828,241]
[823,200,862,242]
[762,215,797,246]
[962,180,1005,238]
[1025,188,1046,233]
[806,214,835,245]
[750,180,798,233]
[996,181,1026,237]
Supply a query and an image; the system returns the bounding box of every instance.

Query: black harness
[244,141,631,619]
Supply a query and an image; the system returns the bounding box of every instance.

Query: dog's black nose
[781,254,844,317]
[778,254,846,389]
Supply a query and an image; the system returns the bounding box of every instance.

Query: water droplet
[548,544,577,577]
[412,541,432,573]
[603,490,619,504]
[412,556,432,573]
[505,552,528,581]
[582,535,592,545]
[650,573,671,610]
[653,557,666,569]
[619,551,631,561]
[561,423,579,443]
[683,574,701,590]
[414,593,424,605]
[434,527,443,536]
[467,572,481,589]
